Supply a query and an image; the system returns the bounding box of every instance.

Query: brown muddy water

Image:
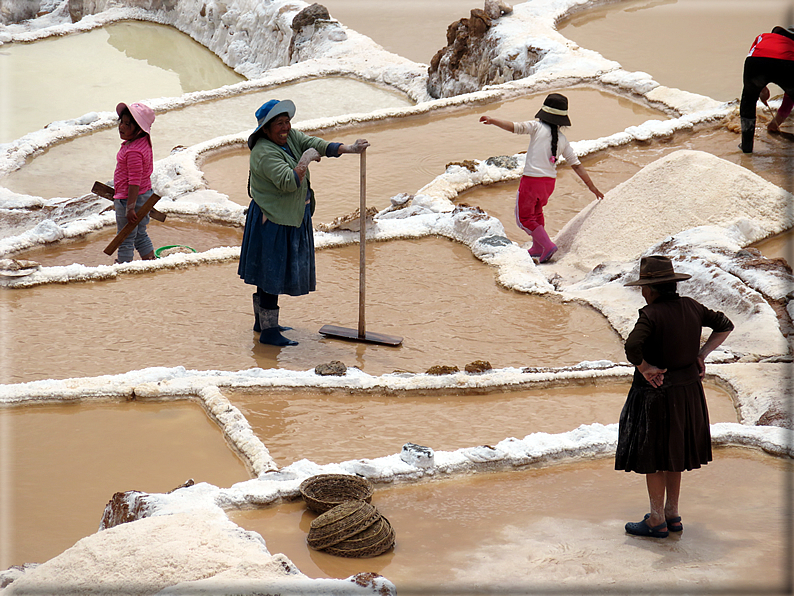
[558,0,793,102]
[1,398,250,567]
[754,228,793,264]
[2,0,793,586]
[1,381,738,571]
[12,219,243,268]
[0,236,624,384]
[225,382,737,467]
[230,447,791,594]
[319,0,491,65]
[201,86,665,218]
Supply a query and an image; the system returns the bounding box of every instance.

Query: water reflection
[0,21,244,143]
[104,21,245,93]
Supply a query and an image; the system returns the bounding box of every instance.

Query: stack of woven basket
[299,473,395,558]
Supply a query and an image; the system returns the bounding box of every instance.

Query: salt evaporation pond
[3,381,738,569]
[11,219,243,268]
[0,21,245,143]
[2,399,250,567]
[1,0,792,592]
[320,0,487,64]
[0,237,624,384]
[230,447,790,593]
[226,382,737,466]
[754,228,794,262]
[202,85,665,215]
[558,0,793,102]
[2,76,412,201]
[460,119,794,242]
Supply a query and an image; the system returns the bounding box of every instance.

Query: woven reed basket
[323,515,395,558]
[299,474,374,514]
[307,500,380,550]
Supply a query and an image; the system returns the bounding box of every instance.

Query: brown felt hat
[624,255,691,286]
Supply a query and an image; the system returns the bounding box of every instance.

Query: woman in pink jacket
[113,101,156,263]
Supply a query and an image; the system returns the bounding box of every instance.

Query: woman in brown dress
[616,255,734,538]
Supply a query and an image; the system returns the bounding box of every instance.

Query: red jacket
[748,31,794,61]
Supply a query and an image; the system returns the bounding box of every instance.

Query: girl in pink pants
[480,93,604,263]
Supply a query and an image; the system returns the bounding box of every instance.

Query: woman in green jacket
[239,99,368,346]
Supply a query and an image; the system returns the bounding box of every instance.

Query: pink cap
[116,102,155,134]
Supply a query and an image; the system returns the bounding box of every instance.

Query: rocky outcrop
[0,0,42,24]
[67,0,177,23]
[288,2,348,63]
[99,490,154,530]
[427,1,531,99]
[99,479,195,530]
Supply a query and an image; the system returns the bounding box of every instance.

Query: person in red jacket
[740,26,794,152]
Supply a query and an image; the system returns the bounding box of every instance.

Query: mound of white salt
[2,511,390,595]
[554,150,794,271]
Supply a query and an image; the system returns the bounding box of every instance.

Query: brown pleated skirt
[615,375,712,474]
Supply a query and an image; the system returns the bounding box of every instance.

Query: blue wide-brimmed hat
[247,99,296,149]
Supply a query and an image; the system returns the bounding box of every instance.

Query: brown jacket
[625,294,734,386]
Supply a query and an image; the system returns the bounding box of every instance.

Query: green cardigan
[249,129,333,227]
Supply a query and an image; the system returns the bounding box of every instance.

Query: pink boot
[530,225,557,263]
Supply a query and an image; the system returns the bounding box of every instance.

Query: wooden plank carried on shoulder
[91,181,166,222]
[103,191,163,256]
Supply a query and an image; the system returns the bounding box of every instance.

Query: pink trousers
[515,175,555,234]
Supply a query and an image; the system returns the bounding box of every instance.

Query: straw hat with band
[248,99,296,149]
[116,102,155,135]
[624,255,691,287]
[535,93,571,127]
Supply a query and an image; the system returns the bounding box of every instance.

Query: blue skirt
[238,199,316,296]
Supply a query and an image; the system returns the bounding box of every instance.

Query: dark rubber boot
[740,117,755,153]
[258,307,298,346]
[253,293,292,333]
[253,293,261,332]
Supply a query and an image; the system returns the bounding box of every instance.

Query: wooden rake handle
[358,149,367,337]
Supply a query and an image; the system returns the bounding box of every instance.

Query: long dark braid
[549,123,559,163]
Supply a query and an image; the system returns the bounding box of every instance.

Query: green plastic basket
[154,245,197,258]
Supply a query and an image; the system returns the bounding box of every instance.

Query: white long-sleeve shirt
[513,120,580,178]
